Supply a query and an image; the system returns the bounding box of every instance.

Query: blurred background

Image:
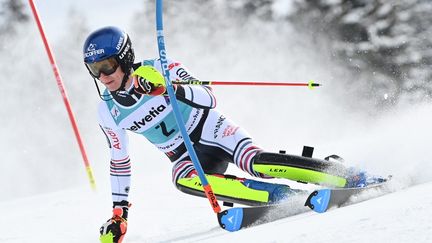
[1,0,431,201]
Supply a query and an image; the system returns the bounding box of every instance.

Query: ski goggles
[86,57,119,78]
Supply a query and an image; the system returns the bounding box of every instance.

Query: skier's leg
[252,152,388,188]
[195,109,360,188]
[169,110,306,205]
[251,151,349,187]
[198,109,270,178]
[171,159,303,206]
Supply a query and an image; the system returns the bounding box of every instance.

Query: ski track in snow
[1,180,431,242]
[4,1,432,242]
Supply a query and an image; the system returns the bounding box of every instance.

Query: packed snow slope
[2,1,432,242]
[1,179,431,242]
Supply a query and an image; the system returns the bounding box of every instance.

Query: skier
[83,26,384,243]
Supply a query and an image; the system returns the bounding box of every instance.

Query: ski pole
[28,0,97,191]
[172,80,321,89]
[156,0,221,213]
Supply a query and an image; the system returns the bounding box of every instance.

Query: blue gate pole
[155,0,221,213]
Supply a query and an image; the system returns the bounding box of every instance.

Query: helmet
[83,26,135,78]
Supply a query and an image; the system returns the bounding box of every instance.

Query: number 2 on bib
[156,121,175,137]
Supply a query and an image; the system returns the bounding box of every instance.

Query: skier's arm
[98,103,131,203]
[173,84,216,109]
[98,103,131,243]
[168,62,216,109]
[133,60,217,109]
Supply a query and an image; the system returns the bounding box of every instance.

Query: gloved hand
[99,200,131,243]
[132,65,167,96]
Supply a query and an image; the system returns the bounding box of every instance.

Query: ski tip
[217,208,244,232]
[304,189,331,213]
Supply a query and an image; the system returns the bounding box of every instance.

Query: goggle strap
[92,77,113,101]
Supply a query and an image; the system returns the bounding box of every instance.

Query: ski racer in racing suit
[84,26,383,243]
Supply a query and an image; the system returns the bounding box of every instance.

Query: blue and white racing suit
[97,59,264,202]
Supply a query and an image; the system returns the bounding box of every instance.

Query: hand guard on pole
[133,65,169,96]
[99,201,130,243]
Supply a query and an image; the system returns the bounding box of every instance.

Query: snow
[2,0,432,242]
[1,180,431,242]
[271,0,298,19]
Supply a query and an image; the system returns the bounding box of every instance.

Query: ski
[304,179,391,213]
[217,195,309,232]
[217,181,391,231]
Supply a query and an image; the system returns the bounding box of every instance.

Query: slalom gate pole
[172,80,321,89]
[155,0,221,213]
[28,0,97,190]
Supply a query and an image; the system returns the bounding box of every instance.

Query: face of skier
[98,65,125,91]
[88,58,131,91]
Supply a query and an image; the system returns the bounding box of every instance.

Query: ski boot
[242,179,304,203]
[345,168,388,188]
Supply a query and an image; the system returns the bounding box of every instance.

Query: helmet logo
[84,43,105,58]
[116,37,124,50]
[118,43,130,60]
[87,43,96,52]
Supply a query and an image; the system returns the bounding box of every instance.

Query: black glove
[99,200,130,243]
